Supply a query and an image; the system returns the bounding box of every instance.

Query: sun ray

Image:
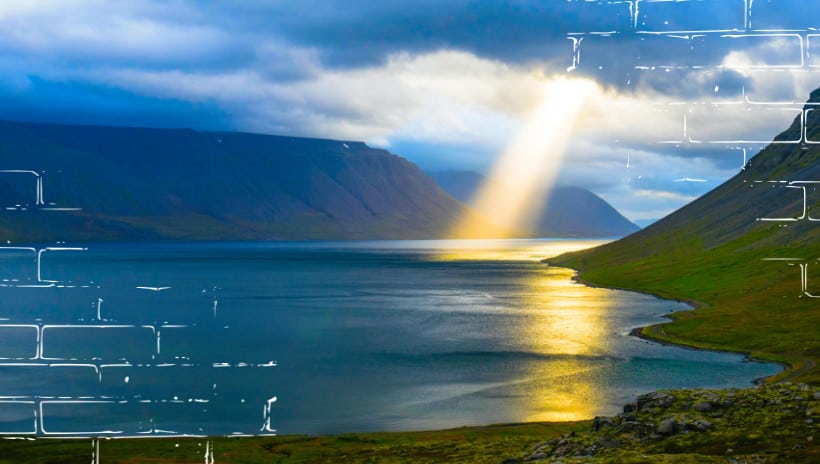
[450,77,599,238]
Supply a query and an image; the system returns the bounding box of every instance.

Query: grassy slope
[550,224,819,384]
[547,92,820,385]
[0,422,586,464]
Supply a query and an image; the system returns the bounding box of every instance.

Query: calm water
[0,239,780,436]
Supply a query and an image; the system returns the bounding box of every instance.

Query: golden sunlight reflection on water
[519,266,615,421]
[433,238,617,421]
[429,238,609,262]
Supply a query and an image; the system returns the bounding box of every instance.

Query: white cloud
[61,50,548,145]
[0,0,237,66]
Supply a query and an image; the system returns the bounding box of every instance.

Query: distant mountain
[0,120,493,241]
[429,170,640,237]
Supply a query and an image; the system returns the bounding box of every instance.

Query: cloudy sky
[1,0,818,223]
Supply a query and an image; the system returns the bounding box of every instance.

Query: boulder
[658,419,678,436]
[693,401,713,412]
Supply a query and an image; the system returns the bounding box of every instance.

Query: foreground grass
[0,422,586,463]
[3,382,818,464]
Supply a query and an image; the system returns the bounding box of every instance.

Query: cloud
[0,0,816,221]
[214,0,610,68]
[0,1,246,69]
[56,50,546,147]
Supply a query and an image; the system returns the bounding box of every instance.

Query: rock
[615,421,641,433]
[637,392,674,411]
[694,419,712,431]
[658,419,678,436]
[615,420,656,439]
[551,445,574,457]
[813,391,820,400]
[531,440,555,452]
[524,452,547,461]
[596,437,622,449]
[623,402,636,413]
[592,416,614,431]
[693,401,712,412]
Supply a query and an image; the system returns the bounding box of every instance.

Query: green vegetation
[549,223,820,385]
[0,422,585,463]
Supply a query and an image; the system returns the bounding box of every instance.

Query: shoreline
[548,262,796,384]
[626,326,785,385]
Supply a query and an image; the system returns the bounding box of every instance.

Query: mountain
[548,89,820,384]
[633,218,657,228]
[428,170,640,237]
[0,120,492,241]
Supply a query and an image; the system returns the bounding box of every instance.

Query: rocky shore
[502,383,819,463]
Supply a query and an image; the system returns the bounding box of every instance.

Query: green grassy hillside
[548,90,820,385]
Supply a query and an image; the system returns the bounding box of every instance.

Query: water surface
[0,239,780,435]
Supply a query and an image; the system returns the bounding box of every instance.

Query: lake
[0,239,780,436]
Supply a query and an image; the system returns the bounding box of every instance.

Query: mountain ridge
[429,169,640,238]
[0,119,487,241]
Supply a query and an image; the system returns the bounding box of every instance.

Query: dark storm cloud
[214,0,626,68]
[214,0,750,88]
[0,0,784,131]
